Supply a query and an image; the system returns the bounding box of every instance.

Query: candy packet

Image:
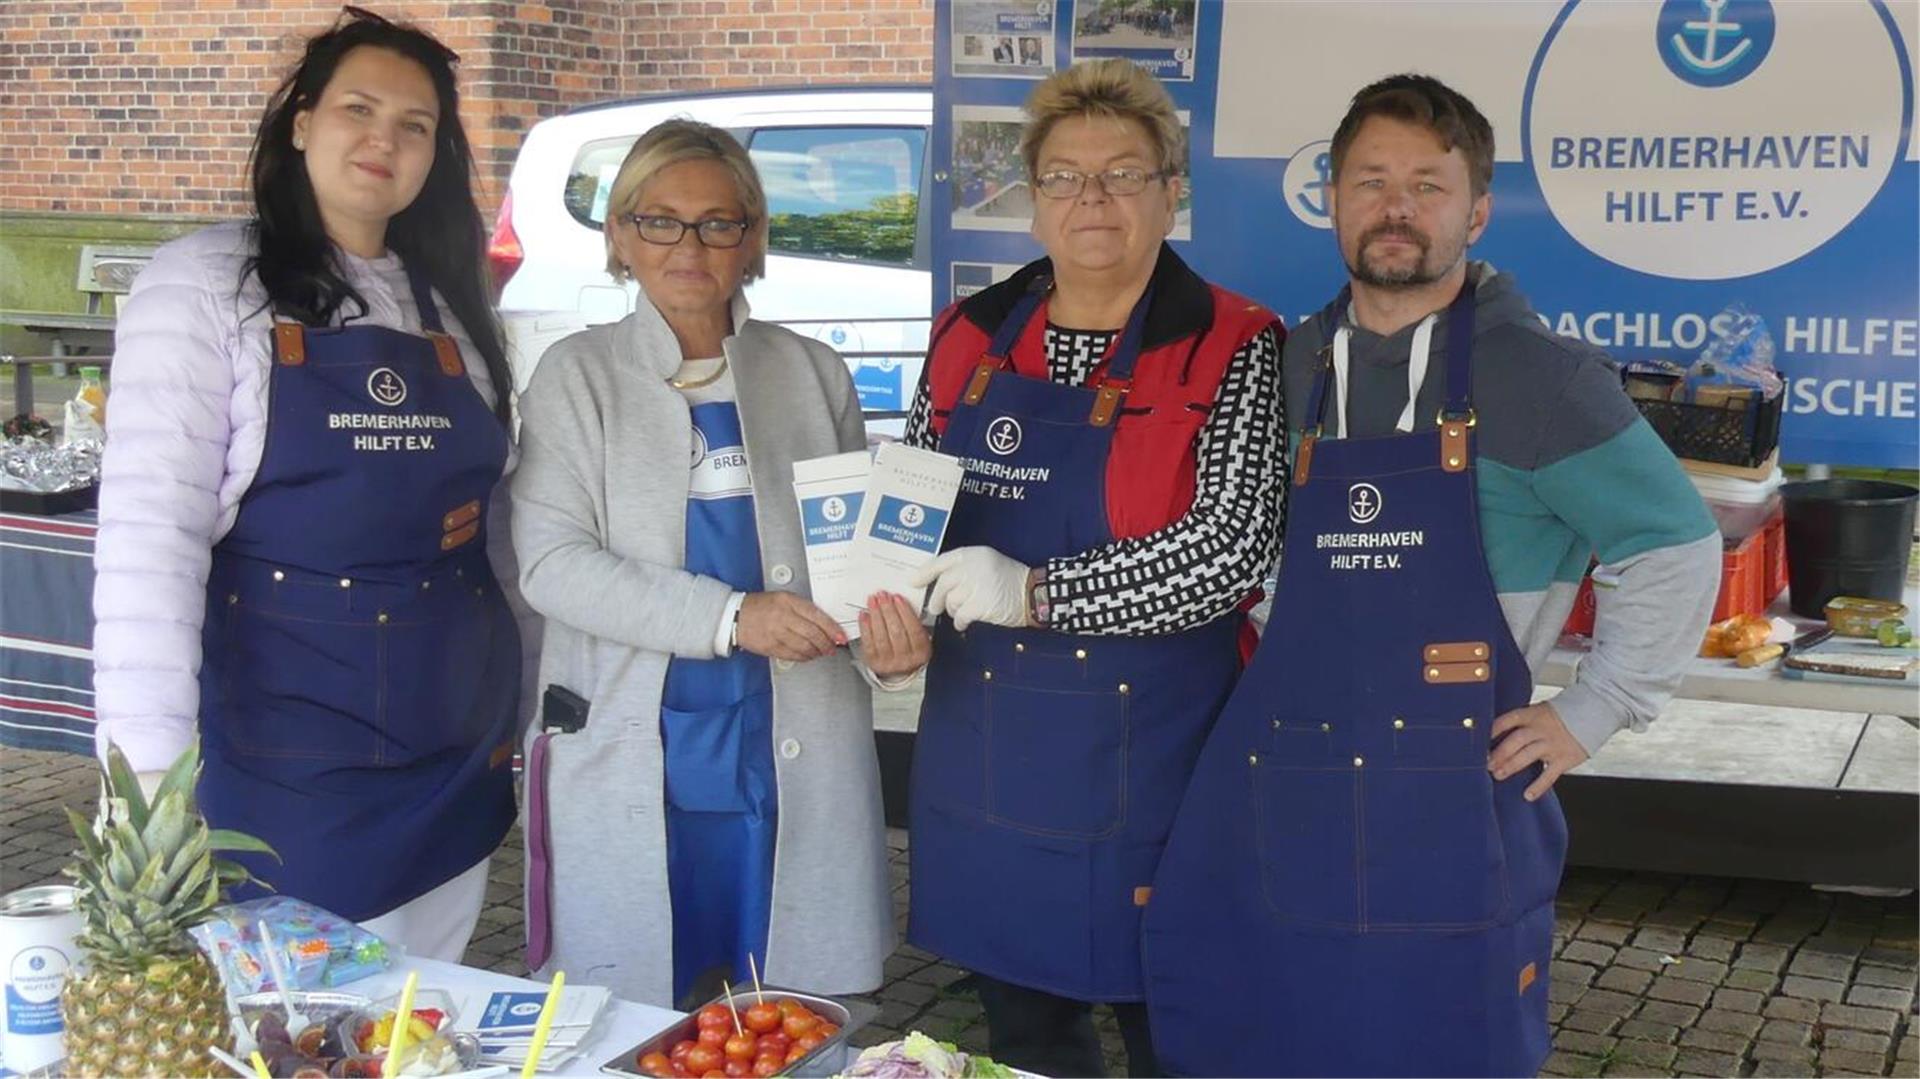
[192,895,397,994]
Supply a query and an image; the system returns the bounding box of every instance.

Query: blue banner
[933,0,1919,468]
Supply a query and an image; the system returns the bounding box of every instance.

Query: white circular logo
[509,1001,542,1018]
[8,946,67,1005]
[1347,483,1383,526]
[985,416,1023,456]
[1282,140,1335,230]
[898,503,926,528]
[690,427,708,468]
[1526,0,1904,280]
[822,496,848,522]
[367,367,407,408]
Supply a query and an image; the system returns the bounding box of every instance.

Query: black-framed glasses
[340,5,460,62]
[1034,167,1167,199]
[624,214,755,249]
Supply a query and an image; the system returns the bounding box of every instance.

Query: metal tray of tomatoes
[600,986,877,1079]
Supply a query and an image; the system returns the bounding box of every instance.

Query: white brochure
[850,442,965,616]
[792,450,873,636]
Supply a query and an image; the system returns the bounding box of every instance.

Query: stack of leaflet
[450,984,613,1072]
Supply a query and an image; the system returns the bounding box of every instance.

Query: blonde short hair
[602,118,769,282]
[1020,59,1184,180]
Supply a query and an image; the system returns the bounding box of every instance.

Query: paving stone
[1709,986,1764,1013]
[1677,1027,1751,1055]
[1898,1033,1917,1061]
[1595,966,1653,995]
[1750,1060,1816,1078]
[1562,940,1619,967]
[1762,996,1822,1024]
[1644,907,1708,933]
[1576,989,1642,1019]
[1672,1048,1743,1075]
[1756,1018,1813,1046]
[1551,979,1590,1007]
[1789,949,1857,981]
[1753,917,1821,947]
[1825,1029,1894,1055]
[1683,935,1736,964]
[1664,958,1729,985]
[880,979,940,1007]
[1722,969,1780,994]
[1540,1050,1606,1078]
[1803,933,1869,959]
[1577,921,1635,947]
[1698,919,1756,943]
[1856,963,1920,989]
[1862,944,1920,969]
[1646,977,1713,1008]
[1748,1040,1817,1066]
[1635,1000,1703,1028]
[1823,1048,1892,1074]
[1611,1038,1681,1069]
[1780,975,1846,1002]
[1633,927,1690,955]
[1554,959,1600,987]
[1615,1019,1680,1044]
[1553,1030,1618,1058]
[1694,1009,1763,1039]
[1846,983,1915,1011]
[1733,942,1792,974]
[1821,1002,1901,1034]
[1562,1009,1623,1035]
[1548,1002,1571,1025]
[1615,947,1670,973]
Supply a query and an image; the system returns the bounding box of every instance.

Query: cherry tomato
[723,1033,758,1062]
[756,1032,790,1056]
[686,1045,724,1075]
[813,1023,840,1041]
[639,1051,674,1078]
[774,999,803,1017]
[670,1040,699,1066]
[752,1056,782,1079]
[702,1072,727,1079]
[780,1012,818,1040]
[794,1032,824,1053]
[723,1060,751,1078]
[697,1004,736,1031]
[698,1027,729,1049]
[670,1062,691,1079]
[742,1002,782,1034]
[785,1045,809,1066]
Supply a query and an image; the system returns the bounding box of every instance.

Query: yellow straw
[248,1050,272,1079]
[520,970,566,1079]
[382,970,421,1079]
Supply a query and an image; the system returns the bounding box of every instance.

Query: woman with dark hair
[91,6,529,959]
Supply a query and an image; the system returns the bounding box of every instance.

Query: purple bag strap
[524,732,554,970]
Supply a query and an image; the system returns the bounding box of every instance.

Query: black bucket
[1779,479,1917,618]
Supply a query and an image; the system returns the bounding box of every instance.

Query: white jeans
[357,857,490,961]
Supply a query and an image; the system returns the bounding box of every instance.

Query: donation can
[1,884,83,1075]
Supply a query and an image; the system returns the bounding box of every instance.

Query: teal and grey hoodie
[1278,261,1722,755]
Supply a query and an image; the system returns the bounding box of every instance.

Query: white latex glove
[910,546,1032,631]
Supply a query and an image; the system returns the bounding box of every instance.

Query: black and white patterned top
[903,323,1287,636]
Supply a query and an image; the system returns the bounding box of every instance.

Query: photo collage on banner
[932,0,1918,466]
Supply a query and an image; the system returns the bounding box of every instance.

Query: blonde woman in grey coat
[512,120,929,1008]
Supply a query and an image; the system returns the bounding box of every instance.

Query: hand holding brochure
[849,443,965,610]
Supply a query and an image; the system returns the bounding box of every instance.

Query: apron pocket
[661,693,770,814]
[983,681,1128,838]
[1252,763,1361,926]
[220,603,384,763]
[1362,765,1509,928]
[378,591,509,760]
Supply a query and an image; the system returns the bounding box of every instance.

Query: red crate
[1761,509,1788,604]
[1562,520,1778,637]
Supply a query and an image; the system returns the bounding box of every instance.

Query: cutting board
[1781,634,1919,685]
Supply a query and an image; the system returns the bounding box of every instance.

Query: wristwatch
[1027,567,1051,628]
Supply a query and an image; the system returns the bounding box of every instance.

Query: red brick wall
[0,0,933,221]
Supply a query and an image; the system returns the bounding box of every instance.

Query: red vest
[926,282,1281,542]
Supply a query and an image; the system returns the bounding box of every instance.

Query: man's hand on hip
[1488,701,1589,801]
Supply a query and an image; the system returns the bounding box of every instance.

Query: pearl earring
[293,135,305,151]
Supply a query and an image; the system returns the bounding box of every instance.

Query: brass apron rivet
[377,612,389,625]
[1248,753,1259,766]
[271,570,285,582]
[1392,718,1405,730]
[1117,683,1130,695]
[338,578,352,588]
[1074,648,1088,660]
[226,593,238,605]
[1463,718,1475,729]
[1320,722,1331,733]
[1014,642,1025,653]
[1353,756,1365,768]
[983,670,994,681]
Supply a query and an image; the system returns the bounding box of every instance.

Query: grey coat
[511,296,893,1006]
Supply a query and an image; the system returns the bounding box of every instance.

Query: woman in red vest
[899,59,1288,1077]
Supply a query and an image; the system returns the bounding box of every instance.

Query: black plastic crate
[1630,387,1784,468]
[0,483,97,515]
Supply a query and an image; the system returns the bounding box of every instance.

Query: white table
[352,958,681,1078]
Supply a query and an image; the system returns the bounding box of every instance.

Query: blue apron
[1142,282,1568,1077]
[197,264,519,922]
[908,284,1243,1003]
[662,400,777,1003]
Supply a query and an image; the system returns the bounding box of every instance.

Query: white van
[488,86,934,429]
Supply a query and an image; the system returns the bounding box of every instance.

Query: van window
[563,137,639,228]
[749,127,924,268]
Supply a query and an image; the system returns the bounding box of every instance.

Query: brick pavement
[4,746,1915,1078]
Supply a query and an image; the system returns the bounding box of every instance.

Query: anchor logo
[1347,483,1383,526]
[366,367,407,408]
[1282,140,1335,230]
[1658,0,1774,88]
[822,496,848,523]
[986,416,1023,456]
[898,503,926,529]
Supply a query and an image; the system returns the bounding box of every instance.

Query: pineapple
[59,742,275,1078]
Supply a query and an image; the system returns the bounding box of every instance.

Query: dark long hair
[245,8,511,426]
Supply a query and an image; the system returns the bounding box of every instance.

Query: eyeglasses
[624,214,754,249]
[1034,167,1167,199]
[340,5,460,62]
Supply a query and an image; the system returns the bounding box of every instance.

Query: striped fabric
[0,511,97,753]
